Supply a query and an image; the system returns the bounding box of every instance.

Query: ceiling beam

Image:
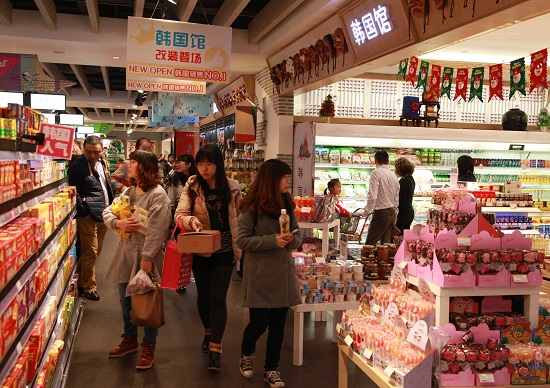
[66,107,75,114]
[176,0,198,22]
[0,0,12,25]
[101,66,111,98]
[134,0,145,17]
[78,107,89,118]
[85,0,99,33]
[94,107,101,118]
[70,64,92,97]
[33,0,57,29]
[212,0,250,27]
[248,0,305,44]
[110,108,115,118]
[40,62,71,96]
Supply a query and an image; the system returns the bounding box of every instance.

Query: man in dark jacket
[69,135,114,301]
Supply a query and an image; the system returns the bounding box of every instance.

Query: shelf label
[301,207,311,213]
[513,274,528,283]
[478,373,495,383]
[344,335,354,347]
[399,260,408,269]
[457,237,470,246]
[384,365,395,377]
[363,348,373,360]
[372,304,381,314]
[336,323,343,333]
[510,202,518,209]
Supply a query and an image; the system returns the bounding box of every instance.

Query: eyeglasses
[197,162,215,169]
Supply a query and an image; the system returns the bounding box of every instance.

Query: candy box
[178,230,221,254]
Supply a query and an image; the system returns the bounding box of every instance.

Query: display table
[298,219,340,260]
[291,300,358,366]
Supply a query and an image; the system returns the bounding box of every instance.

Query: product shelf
[500,229,540,235]
[481,207,541,213]
[338,343,393,388]
[0,233,77,383]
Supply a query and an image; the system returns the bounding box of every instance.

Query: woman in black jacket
[457,155,477,182]
[394,157,415,234]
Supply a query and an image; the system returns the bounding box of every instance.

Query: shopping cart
[339,209,367,242]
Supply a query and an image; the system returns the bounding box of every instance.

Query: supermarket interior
[4,0,550,387]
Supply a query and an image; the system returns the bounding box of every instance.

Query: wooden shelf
[338,344,393,388]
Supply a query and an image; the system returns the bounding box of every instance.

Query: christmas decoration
[428,64,442,98]
[397,58,409,80]
[537,107,550,130]
[488,64,503,101]
[468,67,484,102]
[319,94,335,118]
[454,68,468,102]
[440,67,454,99]
[416,60,430,90]
[406,56,419,86]
[529,48,548,93]
[510,57,526,99]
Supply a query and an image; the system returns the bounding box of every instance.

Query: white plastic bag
[126,269,155,297]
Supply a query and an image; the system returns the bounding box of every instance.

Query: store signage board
[59,114,84,126]
[36,123,75,160]
[0,91,23,107]
[126,17,232,89]
[30,93,66,111]
[339,0,413,64]
[126,78,206,94]
[292,122,315,197]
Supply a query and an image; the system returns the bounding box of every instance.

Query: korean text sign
[36,123,75,160]
[126,17,232,87]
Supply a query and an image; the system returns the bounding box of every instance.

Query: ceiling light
[132,105,138,108]
[113,56,120,59]
[127,129,133,134]
[138,89,144,94]
[168,0,177,4]
[116,105,121,108]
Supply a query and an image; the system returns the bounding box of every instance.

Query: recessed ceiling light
[138,89,144,94]
[132,105,138,108]
[113,56,120,59]
[116,105,121,108]
[168,0,177,4]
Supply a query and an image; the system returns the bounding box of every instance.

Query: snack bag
[111,195,132,238]
[132,205,149,235]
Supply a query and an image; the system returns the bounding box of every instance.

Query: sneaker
[239,355,254,378]
[109,334,138,358]
[263,370,285,387]
[136,343,155,370]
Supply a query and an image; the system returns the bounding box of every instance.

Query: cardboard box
[178,230,221,254]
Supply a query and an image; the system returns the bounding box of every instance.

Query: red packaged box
[4,258,15,283]
[1,322,16,358]
[27,319,46,380]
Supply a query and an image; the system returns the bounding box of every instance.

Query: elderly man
[69,135,114,300]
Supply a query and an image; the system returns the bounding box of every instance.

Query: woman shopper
[174,144,242,371]
[237,159,302,388]
[394,157,416,234]
[102,150,172,370]
[457,155,476,182]
[168,154,197,211]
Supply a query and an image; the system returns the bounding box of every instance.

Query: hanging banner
[416,60,430,90]
[126,17,232,87]
[175,131,197,156]
[126,78,206,94]
[488,64,503,101]
[529,48,548,93]
[468,67,484,102]
[453,68,468,102]
[36,123,75,160]
[440,67,454,99]
[406,56,419,86]
[509,57,526,98]
[292,122,315,197]
[427,64,442,99]
[157,92,212,117]
[397,58,408,80]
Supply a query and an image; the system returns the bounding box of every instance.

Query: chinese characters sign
[292,122,315,197]
[340,0,413,63]
[126,17,232,91]
[36,123,75,160]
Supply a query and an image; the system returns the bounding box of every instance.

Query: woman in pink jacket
[174,144,242,371]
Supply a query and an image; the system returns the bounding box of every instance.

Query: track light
[138,89,144,93]
[168,0,177,4]
[127,129,133,134]
[134,91,149,107]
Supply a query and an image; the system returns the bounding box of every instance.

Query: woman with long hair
[168,154,197,211]
[174,144,242,371]
[237,159,302,388]
[103,150,171,370]
[457,155,476,182]
[394,157,416,234]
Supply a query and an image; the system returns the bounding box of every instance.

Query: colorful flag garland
[416,60,430,91]
[469,67,484,102]
[440,67,454,99]
[406,56,419,86]
[454,68,468,102]
[530,48,548,93]
[397,58,409,80]
[488,64,503,101]
[509,57,526,99]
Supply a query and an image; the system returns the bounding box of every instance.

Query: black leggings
[192,251,234,344]
[241,307,289,371]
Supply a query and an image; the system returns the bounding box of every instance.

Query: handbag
[161,228,193,290]
[130,273,165,328]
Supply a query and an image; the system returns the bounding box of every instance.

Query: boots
[208,342,222,370]
[136,343,155,370]
[109,334,138,358]
[202,329,211,353]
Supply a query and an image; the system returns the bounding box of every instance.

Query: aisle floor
[66,230,375,387]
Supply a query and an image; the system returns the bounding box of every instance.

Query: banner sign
[292,122,315,197]
[126,78,205,94]
[157,92,212,117]
[36,123,75,160]
[175,131,196,156]
[126,17,232,88]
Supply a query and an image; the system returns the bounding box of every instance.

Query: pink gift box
[476,367,511,386]
[510,268,542,287]
[476,268,511,287]
[440,368,475,387]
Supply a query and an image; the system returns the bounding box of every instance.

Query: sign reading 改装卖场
[126,17,232,91]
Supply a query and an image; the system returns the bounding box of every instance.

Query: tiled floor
[66,229,376,387]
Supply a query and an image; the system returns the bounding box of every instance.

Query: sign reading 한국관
[126,17,232,91]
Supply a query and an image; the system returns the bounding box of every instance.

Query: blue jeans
[118,283,158,344]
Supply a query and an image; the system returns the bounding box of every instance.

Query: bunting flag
[397,58,409,80]
[529,48,548,93]
[468,67,484,102]
[488,64,503,101]
[428,64,442,99]
[454,68,468,101]
[416,60,430,90]
[406,56,419,86]
[509,57,526,98]
[440,67,454,99]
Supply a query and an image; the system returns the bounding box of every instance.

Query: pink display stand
[440,367,475,387]
[510,268,542,287]
[501,230,533,250]
[475,367,511,386]
[432,231,475,288]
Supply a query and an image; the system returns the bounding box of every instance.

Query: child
[102,150,172,370]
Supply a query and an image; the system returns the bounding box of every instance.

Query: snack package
[338,168,351,181]
[340,148,354,164]
[132,205,149,235]
[350,169,360,181]
[329,148,341,165]
[111,195,132,238]
[318,147,329,163]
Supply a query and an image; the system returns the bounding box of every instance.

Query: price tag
[363,348,373,360]
[402,316,408,324]
[399,260,408,269]
[510,203,518,209]
[372,304,381,314]
[513,274,528,283]
[457,237,471,246]
[478,373,495,383]
[344,335,354,347]
[336,323,343,333]
[301,207,311,213]
[314,257,326,264]
[384,365,395,377]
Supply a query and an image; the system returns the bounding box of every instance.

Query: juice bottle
[279,209,290,234]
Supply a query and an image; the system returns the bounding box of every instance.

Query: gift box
[178,230,221,254]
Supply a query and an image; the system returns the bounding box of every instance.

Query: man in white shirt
[363,151,400,245]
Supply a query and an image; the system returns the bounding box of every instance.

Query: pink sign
[36,123,75,160]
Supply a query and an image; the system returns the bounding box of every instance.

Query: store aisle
[66,230,374,387]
